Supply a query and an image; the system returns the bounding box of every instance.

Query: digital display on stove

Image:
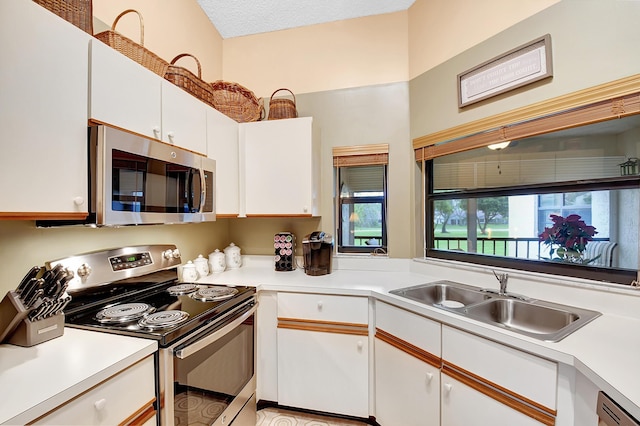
[109,252,153,271]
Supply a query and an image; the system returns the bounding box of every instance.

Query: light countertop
[197,256,640,421]
[0,328,157,425]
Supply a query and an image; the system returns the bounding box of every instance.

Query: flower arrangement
[538,214,598,264]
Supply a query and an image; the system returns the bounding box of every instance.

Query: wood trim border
[442,362,556,426]
[278,317,368,336]
[119,400,156,426]
[0,212,88,221]
[413,73,640,155]
[245,214,314,218]
[375,328,441,369]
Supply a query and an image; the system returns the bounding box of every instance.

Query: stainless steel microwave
[87,125,215,225]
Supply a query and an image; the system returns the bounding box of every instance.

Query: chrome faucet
[493,270,509,295]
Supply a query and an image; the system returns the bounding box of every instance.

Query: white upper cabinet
[239,117,320,217]
[90,40,207,155]
[160,80,207,154]
[206,108,240,217]
[0,0,91,218]
[89,39,162,140]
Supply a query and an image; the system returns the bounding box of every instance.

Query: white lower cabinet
[276,293,369,418]
[440,372,545,426]
[33,355,156,425]
[374,301,441,426]
[441,325,557,426]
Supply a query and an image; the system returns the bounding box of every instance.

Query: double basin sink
[390,281,601,342]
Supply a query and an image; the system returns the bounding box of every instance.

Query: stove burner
[191,287,239,302]
[138,310,189,330]
[96,303,154,324]
[167,283,198,295]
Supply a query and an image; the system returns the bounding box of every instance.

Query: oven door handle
[174,302,257,359]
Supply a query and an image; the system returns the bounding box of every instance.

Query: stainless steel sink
[390,281,601,342]
[389,281,493,309]
[464,298,601,342]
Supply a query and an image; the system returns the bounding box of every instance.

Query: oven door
[93,125,215,225]
[160,301,257,426]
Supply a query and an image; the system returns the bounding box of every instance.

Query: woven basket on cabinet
[210,81,264,123]
[33,0,93,34]
[94,9,169,77]
[164,54,217,108]
[267,88,298,120]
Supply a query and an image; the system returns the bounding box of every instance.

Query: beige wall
[409,0,640,140]
[408,0,560,79]
[221,12,409,98]
[92,0,223,82]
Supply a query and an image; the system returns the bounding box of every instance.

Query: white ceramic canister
[193,254,209,277]
[181,260,199,282]
[209,249,226,273]
[224,242,242,269]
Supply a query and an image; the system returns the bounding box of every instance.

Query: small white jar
[193,254,210,277]
[224,242,242,269]
[181,260,199,282]
[208,249,226,273]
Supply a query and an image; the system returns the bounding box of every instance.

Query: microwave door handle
[174,303,257,359]
[199,168,206,213]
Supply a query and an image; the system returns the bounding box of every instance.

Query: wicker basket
[33,0,93,34]
[268,88,298,120]
[210,81,264,123]
[94,9,169,77]
[164,54,216,107]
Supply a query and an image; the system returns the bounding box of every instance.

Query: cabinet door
[239,117,319,216]
[375,339,440,426]
[441,373,546,426]
[34,356,156,425]
[0,0,90,217]
[277,328,369,418]
[89,39,162,140]
[206,107,239,216]
[161,81,207,154]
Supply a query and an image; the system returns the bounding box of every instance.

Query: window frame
[333,144,389,255]
[425,162,639,284]
[336,166,388,254]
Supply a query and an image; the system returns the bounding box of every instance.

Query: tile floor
[256,406,369,426]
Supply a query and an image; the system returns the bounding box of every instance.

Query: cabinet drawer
[34,355,156,425]
[277,293,368,324]
[442,325,557,410]
[375,301,441,356]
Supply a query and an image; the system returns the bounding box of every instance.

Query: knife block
[0,291,29,343]
[7,313,65,347]
[0,291,65,347]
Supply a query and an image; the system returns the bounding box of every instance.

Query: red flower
[539,213,598,255]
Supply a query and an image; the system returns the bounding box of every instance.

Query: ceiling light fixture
[487,141,511,150]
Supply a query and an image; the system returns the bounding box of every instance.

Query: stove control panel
[46,244,182,293]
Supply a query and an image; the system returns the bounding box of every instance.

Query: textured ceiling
[196,0,416,39]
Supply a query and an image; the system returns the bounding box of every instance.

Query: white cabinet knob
[426,372,434,383]
[357,340,364,350]
[153,127,160,138]
[443,383,453,395]
[221,414,227,424]
[167,131,175,143]
[73,196,84,206]
[317,301,323,310]
[94,398,107,411]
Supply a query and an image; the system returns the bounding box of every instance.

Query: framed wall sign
[458,34,553,108]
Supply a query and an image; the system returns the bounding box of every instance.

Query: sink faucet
[493,270,509,295]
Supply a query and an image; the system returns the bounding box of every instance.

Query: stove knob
[77,263,92,278]
[163,249,181,260]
